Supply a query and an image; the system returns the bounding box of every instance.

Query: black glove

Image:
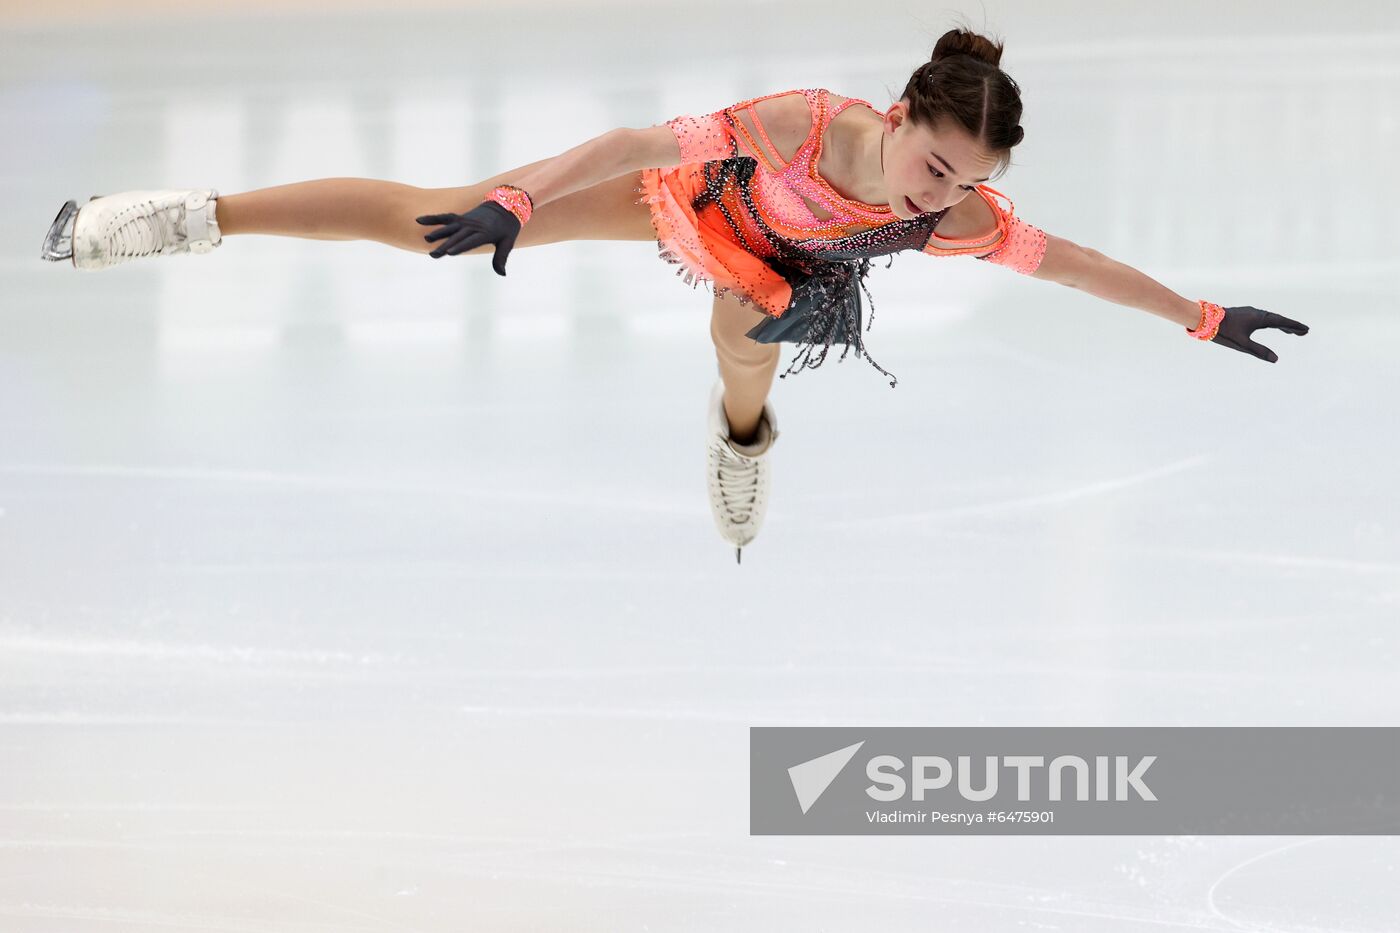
[416,201,521,275]
[1209,306,1309,363]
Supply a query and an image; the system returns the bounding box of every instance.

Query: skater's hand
[1210,306,1309,363]
[416,201,520,275]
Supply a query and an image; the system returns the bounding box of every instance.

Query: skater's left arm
[928,190,1311,362]
[1030,236,1202,328]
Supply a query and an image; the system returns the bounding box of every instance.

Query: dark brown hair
[899,25,1025,181]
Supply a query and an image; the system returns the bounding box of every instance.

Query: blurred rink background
[2,0,1399,930]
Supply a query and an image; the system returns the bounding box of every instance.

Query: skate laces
[710,439,762,521]
[109,201,180,261]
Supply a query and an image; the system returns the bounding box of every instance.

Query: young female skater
[40,26,1309,563]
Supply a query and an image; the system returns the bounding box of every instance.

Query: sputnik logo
[787,741,865,814]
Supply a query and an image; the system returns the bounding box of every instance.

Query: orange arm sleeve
[664,110,740,164]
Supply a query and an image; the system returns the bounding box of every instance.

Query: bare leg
[215,178,423,244]
[710,290,781,445]
[215,160,655,254]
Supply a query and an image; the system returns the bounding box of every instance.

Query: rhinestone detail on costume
[485,185,534,226]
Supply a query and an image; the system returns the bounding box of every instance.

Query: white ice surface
[1,1,1399,930]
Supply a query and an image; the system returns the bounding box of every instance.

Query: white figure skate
[40,189,221,270]
[706,378,779,564]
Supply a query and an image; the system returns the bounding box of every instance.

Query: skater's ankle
[210,194,240,236]
[729,425,759,446]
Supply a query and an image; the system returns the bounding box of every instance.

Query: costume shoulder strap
[827,90,872,119]
[728,89,821,174]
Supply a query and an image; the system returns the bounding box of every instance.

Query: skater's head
[879,24,1024,219]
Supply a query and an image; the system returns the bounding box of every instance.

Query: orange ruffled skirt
[636,165,794,319]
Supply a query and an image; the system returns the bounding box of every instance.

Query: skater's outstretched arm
[409,100,802,265]
[456,125,685,212]
[409,97,810,265]
[929,186,1309,363]
[1029,237,1309,363]
[1027,234,1201,326]
[410,124,695,268]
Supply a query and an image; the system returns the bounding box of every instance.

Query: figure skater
[39,26,1309,563]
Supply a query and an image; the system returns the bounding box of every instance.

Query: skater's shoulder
[726,91,816,164]
[924,186,1007,255]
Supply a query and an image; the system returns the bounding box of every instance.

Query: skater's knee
[710,314,779,366]
[714,343,779,380]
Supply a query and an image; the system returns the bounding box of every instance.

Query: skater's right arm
[474,119,722,210]
[496,95,800,201]
[627,123,709,167]
[632,113,739,166]
[416,97,792,268]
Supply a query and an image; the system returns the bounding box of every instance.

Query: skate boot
[706,378,779,564]
[40,189,221,270]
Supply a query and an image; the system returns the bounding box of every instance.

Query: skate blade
[40,200,78,262]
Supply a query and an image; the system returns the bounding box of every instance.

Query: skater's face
[881,100,1000,220]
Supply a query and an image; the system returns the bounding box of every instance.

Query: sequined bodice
[665,87,952,263]
[653,88,1033,387]
[730,88,895,234]
[663,86,1019,263]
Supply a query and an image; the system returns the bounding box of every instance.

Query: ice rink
[2,0,1398,929]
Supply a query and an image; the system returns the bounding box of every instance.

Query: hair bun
[930,27,1004,67]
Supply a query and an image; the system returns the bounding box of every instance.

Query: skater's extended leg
[215,165,654,253]
[710,290,780,446]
